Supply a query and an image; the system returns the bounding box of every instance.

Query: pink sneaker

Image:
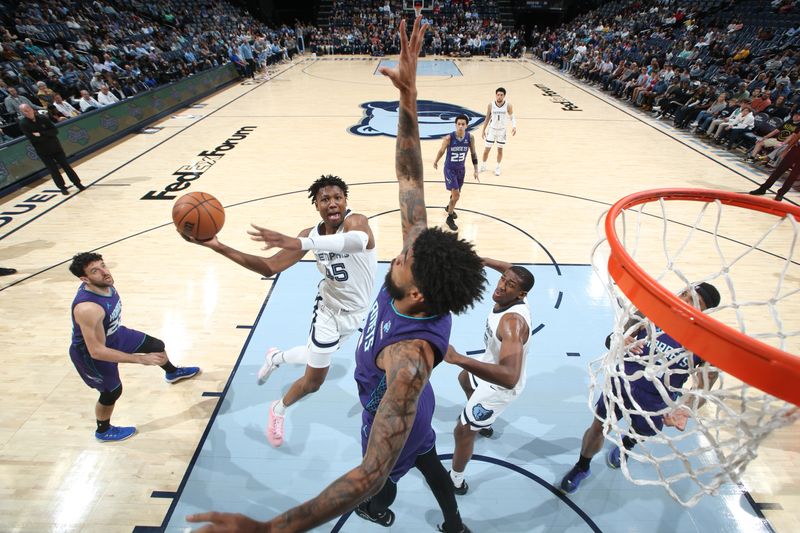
[266,400,285,447]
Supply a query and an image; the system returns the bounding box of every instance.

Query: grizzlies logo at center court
[350,100,484,140]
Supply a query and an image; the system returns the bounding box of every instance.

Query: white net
[590,192,800,506]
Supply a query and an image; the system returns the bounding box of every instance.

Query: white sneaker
[257,348,282,385]
[266,400,285,447]
[479,163,486,172]
[495,166,501,176]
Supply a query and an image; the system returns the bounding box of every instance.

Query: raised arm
[248,214,375,253]
[481,256,513,274]
[379,17,429,252]
[445,314,528,389]
[187,339,434,532]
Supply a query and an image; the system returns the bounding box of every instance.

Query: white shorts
[306,295,367,368]
[485,128,507,146]
[460,373,519,430]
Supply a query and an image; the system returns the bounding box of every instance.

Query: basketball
[172,191,225,241]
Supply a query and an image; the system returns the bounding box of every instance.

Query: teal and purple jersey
[69,284,145,391]
[354,285,451,481]
[443,132,470,191]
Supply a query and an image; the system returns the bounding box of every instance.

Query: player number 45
[326,263,349,282]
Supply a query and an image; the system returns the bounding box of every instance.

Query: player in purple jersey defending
[68,252,200,442]
[433,114,479,231]
[188,17,486,533]
[560,282,721,494]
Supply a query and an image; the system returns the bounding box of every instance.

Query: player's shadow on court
[136,398,218,433]
[0,239,54,260]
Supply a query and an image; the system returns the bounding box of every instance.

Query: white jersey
[477,299,532,393]
[489,100,509,130]
[311,210,377,313]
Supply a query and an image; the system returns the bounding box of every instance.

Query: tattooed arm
[378,16,429,252]
[187,339,434,533]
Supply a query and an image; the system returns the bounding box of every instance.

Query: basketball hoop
[590,188,800,506]
[413,0,423,17]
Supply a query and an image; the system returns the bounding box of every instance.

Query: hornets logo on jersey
[350,100,484,139]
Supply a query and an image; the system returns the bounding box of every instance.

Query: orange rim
[605,188,800,406]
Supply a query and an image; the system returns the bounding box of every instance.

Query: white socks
[450,469,465,487]
[272,399,287,416]
[280,346,311,365]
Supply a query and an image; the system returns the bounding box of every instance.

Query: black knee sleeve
[98,384,122,406]
[138,335,165,353]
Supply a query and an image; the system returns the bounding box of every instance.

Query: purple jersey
[444,131,470,173]
[69,284,145,391]
[354,285,451,481]
[625,325,703,409]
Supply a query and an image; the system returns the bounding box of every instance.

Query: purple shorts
[444,166,465,191]
[361,384,437,482]
[595,381,664,437]
[69,326,146,392]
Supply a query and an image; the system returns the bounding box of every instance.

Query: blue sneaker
[165,366,201,384]
[95,425,136,442]
[607,446,621,469]
[560,465,591,494]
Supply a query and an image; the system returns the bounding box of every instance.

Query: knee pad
[98,384,122,406]
[138,335,165,353]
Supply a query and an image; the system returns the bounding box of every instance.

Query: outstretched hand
[186,511,269,532]
[179,231,220,249]
[378,16,429,94]
[247,224,301,251]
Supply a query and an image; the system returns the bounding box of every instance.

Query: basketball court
[1,54,797,532]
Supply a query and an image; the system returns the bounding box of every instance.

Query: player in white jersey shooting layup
[184,175,377,447]
[444,257,534,494]
[480,87,516,176]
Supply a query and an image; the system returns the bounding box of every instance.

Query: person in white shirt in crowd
[90,72,105,92]
[96,85,120,107]
[53,93,79,118]
[78,89,100,113]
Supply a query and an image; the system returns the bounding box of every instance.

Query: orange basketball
[172,191,225,241]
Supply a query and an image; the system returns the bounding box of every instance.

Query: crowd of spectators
[1,0,302,142]
[532,0,800,171]
[310,0,525,58]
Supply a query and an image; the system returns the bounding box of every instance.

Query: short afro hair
[509,266,534,293]
[69,252,103,278]
[411,227,487,316]
[308,174,348,204]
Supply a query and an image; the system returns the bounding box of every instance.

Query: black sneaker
[749,188,767,196]
[354,502,395,527]
[444,207,458,219]
[0,267,17,276]
[453,479,469,495]
[479,426,494,438]
[446,215,458,231]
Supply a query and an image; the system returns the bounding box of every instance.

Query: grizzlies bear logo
[350,100,484,140]
[472,403,494,422]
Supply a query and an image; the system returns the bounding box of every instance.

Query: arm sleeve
[299,230,368,254]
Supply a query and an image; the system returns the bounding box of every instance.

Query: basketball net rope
[590,197,800,506]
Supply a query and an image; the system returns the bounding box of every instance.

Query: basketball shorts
[594,381,664,437]
[361,384,437,482]
[68,325,147,392]
[460,373,519,430]
[444,166,465,191]
[485,128,507,145]
[306,294,368,367]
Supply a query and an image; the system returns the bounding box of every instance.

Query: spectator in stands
[751,88,772,113]
[18,103,84,195]
[5,86,42,119]
[90,73,105,93]
[764,95,791,120]
[692,92,729,133]
[78,89,100,113]
[719,104,755,148]
[36,81,56,105]
[238,38,255,78]
[53,93,79,119]
[746,112,800,162]
[97,85,119,107]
